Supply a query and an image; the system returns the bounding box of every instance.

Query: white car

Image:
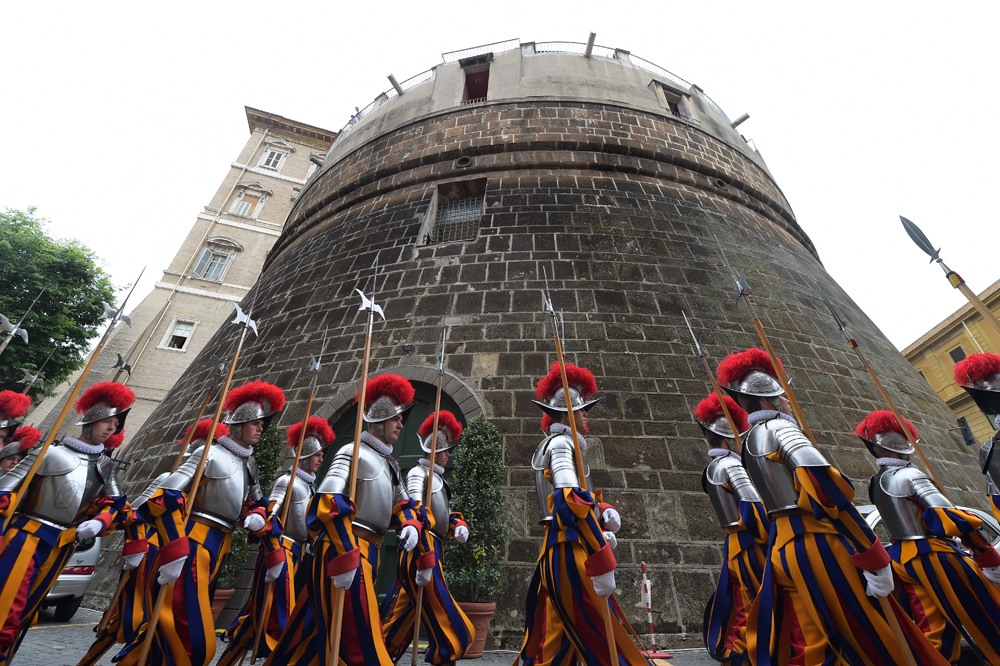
[40,534,102,621]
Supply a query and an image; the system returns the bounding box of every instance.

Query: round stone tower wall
[110,46,984,648]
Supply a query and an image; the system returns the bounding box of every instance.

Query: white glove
[603,531,618,550]
[122,552,145,571]
[333,569,356,589]
[591,570,617,597]
[982,565,1000,585]
[265,561,285,583]
[400,525,419,552]
[454,525,469,543]
[76,519,104,539]
[602,508,621,533]
[157,556,187,586]
[416,568,433,587]
[862,565,894,598]
[243,513,265,532]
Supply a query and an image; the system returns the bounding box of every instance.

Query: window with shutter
[193,249,212,276]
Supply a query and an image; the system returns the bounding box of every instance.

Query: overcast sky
[2,2,997,350]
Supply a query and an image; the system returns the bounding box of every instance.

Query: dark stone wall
[108,100,982,648]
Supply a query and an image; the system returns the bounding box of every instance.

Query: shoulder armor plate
[37,445,82,477]
[203,446,240,480]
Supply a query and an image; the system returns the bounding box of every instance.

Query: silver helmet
[73,382,135,436]
[699,414,735,439]
[359,374,415,424]
[0,426,38,460]
[954,353,1000,421]
[856,411,916,456]
[363,394,414,423]
[417,411,463,454]
[532,363,601,420]
[222,381,286,440]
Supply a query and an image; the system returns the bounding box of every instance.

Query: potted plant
[211,422,284,622]
[444,414,509,657]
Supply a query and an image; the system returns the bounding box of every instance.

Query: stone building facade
[903,278,1000,443]
[32,108,336,453]
[108,40,984,647]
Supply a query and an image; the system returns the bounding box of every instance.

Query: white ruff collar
[549,423,587,450]
[62,436,104,455]
[709,448,740,461]
[747,410,797,427]
[218,436,253,459]
[295,467,316,483]
[361,430,393,457]
[418,458,445,475]
[877,457,910,468]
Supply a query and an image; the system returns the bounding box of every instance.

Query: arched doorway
[318,375,478,605]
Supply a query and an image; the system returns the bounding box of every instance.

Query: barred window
[433,197,483,243]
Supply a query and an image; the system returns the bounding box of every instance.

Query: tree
[0,208,117,397]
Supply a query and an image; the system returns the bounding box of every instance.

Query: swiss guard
[695,393,771,665]
[0,382,132,665]
[383,410,475,665]
[0,391,32,475]
[122,381,286,666]
[953,352,1000,524]
[0,426,37,476]
[517,362,646,666]
[717,349,948,666]
[218,415,335,665]
[264,373,423,666]
[858,409,1000,665]
[76,432,167,666]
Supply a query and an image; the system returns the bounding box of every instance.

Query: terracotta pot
[211,587,236,622]
[459,601,496,658]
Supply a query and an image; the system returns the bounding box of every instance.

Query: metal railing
[432,197,483,244]
[442,38,520,63]
[326,39,732,154]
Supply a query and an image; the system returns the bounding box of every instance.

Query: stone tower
[113,40,984,647]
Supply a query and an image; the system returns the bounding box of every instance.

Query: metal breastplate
[9,446,111,528]
[702,456,743,528]
[407,465,451,539]
[160,445,253,528]
[271,471,314,543]
[870,467,929,541]
[742,420,801,515]
[132,472,170,510]
[531,434,591,524]
[317,442,405,536]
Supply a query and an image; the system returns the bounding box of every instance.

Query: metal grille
[432,197,482,243]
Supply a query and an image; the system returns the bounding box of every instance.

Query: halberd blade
[231,303,259,337]
[899,216,941,263]
[681,311,707,358]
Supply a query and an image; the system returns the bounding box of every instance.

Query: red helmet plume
[104,433,125,450]
[180,419,230,444]
[287,416,335,449]
[854,410,918,442]
[223,380,286,415]
[74,382,135,415]
[0,391,31,421]
[418,411,463,442]
[357,374,415,409]
[535,363,598,402]
[12,426,40,452]
[954,353,1000,387]
[716,349,783,388]
[694,394,749,433]
[541,414,554,433]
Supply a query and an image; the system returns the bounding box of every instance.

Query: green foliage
[0,208,116,397]
[215,423,283,589]
[443,414,509,602]
[217,527,249,589]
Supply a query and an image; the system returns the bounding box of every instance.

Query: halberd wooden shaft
[410,344,445,666]
[96,571,131,636]
[956,281,1000,340]
[699,356,745,452]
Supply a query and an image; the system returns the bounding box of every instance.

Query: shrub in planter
[443,414,508,656]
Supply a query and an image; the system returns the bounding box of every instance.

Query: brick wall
[112,100,982,648]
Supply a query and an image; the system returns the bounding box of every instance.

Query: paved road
[12,607,714,666]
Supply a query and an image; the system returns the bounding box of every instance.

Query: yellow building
[903,278,1000,443]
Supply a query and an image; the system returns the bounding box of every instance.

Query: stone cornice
[245,106,337,150]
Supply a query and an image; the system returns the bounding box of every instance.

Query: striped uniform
[890,506,1000,664]
[705,499,770,664]
[262,492,422,666]
[75,509,157,666]
[0,493,121,665]
[217,529,299,665]
[746,455,950,666]
[519,487,650,666]
[383,509,474,665]
[114,487,270,666]
[991,494,1000,526]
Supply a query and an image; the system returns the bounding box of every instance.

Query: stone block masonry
[108,91,981,651]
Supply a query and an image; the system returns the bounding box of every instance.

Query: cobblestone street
[12,607,713,666]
